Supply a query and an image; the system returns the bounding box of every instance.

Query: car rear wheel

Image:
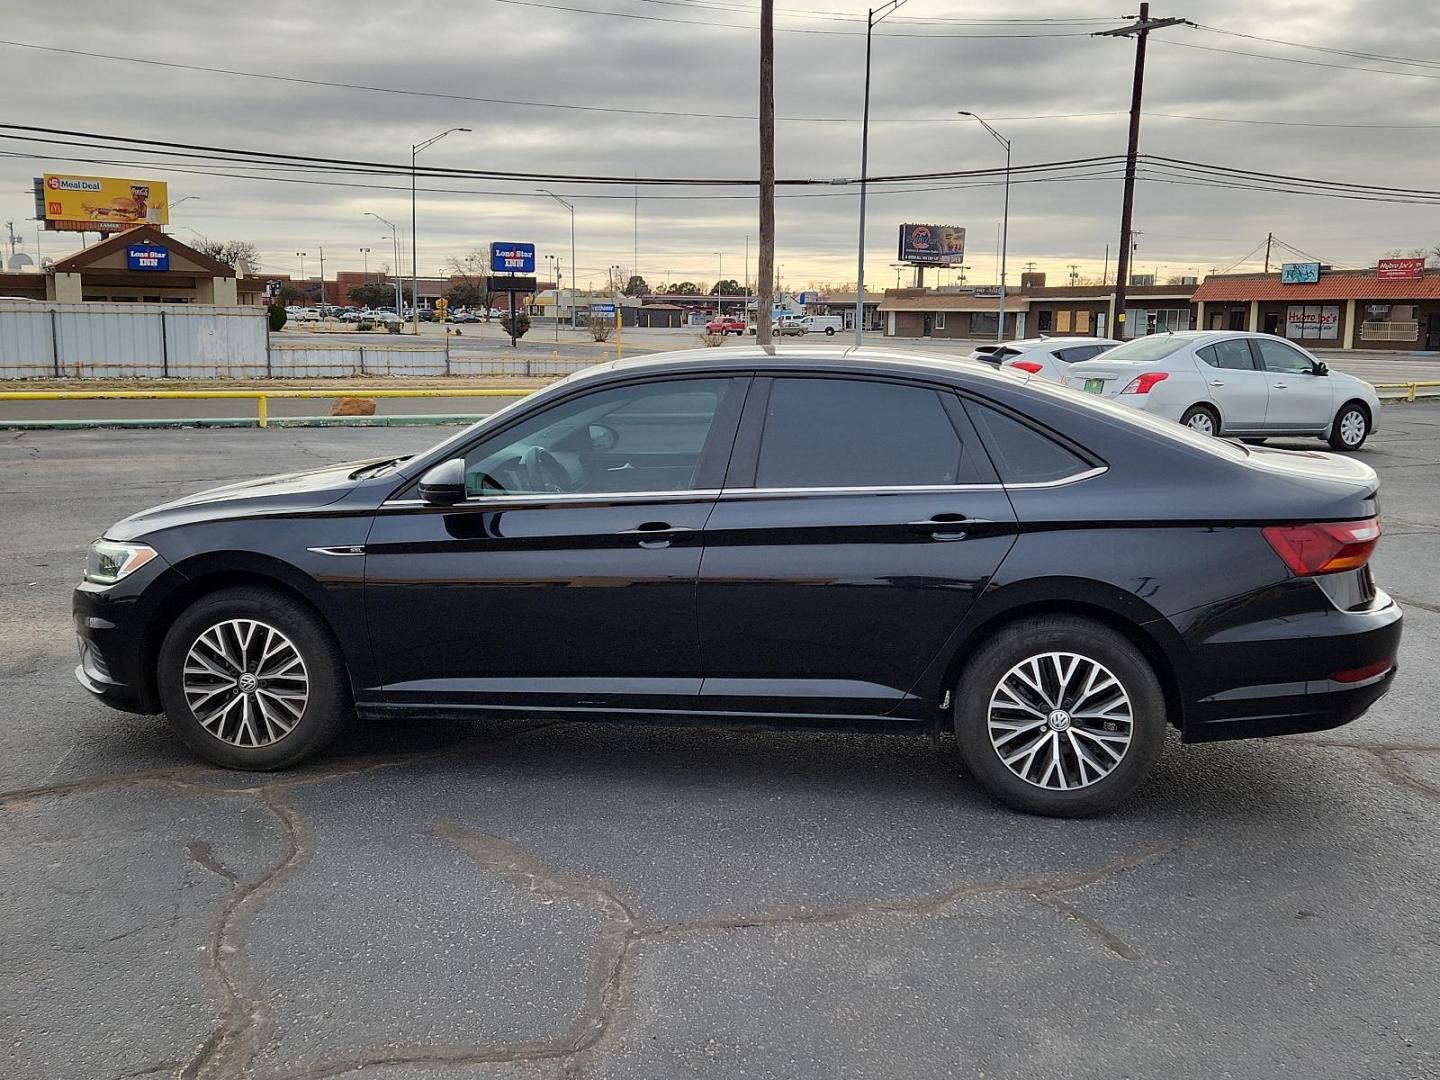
[157,586,351,770]
[824,327,836,336]
[1328,402,1369,452]
[953,615,1166,816]
[1181,404,1219,437]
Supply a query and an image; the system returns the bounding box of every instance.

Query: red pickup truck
[705,316,747,336]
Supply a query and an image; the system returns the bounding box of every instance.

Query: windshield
[1095,335,1190,363]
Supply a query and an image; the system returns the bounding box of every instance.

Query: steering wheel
[520,445,573,493]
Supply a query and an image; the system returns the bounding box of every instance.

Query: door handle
[1209,379,1225,387]
[619,522,696,549]
[907,514,989,541]
[1273,382,1288,389]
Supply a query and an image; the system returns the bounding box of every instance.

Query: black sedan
[73,348,1401,815]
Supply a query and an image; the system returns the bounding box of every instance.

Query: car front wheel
[953,615,1166,816]
[156,586,351,770]
[1328,402,1369,451]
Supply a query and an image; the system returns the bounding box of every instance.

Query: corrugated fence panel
[0,304,56,378]
[0,302,269,379]
[268,343,449,377]
[165,308,270,379]
[55,304,166,379]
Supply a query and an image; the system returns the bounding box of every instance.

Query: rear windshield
[1095,335,1189,362]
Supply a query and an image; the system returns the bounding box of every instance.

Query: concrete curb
[0,413,489,431]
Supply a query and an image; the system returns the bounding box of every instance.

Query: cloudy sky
[4,0,1438,291]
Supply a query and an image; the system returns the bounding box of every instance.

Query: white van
[801,315,844,336]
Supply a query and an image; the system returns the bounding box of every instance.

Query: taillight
[1330,658,1393,684]
[1009,360,1044,374]
[1262,518,1380,576]
[1119,372,1169,394]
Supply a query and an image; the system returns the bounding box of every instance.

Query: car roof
[572,344,1019,390]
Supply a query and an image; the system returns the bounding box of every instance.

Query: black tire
[156,585,351,770]
[824,327,836,336]
[952,615,1166,817]
[1180,404,1220,438]
[1240,437,1266,445]
[1328,401,1370,452]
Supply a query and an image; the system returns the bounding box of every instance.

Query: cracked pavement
[3,411,1439,1079]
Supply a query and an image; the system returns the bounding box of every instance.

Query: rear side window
[965,402,1091,484]
[1198,339,1256,371]
[755,378,976,487]
[1055,345,1103,364]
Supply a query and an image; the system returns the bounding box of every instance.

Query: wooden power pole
[756,0,775,345]
[1094,5,1188,338]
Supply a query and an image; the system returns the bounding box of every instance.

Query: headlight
[85,539,159,585]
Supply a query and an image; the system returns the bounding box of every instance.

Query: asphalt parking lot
[3,406,1439,1079]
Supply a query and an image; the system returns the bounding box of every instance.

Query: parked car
[747,316,807,336]
[1062,331,1380,451]
[990,337,1122,381]
[449,310,479,324]
[367,311,403,327]
[74,347,1400,816]
[705,317,747,336]
[291,308,321,323]
[800,315,845,336]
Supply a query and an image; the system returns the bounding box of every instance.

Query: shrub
[699,331,726,347]
[267,303,288,331]
[590,318,612,342]
[501,311,531,339]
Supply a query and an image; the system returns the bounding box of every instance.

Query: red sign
[1377,257,1425,280]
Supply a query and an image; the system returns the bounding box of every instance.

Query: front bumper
[1177,584,1403,742]
[72,576,163,715]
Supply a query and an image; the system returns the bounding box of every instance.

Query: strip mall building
[1192,266,1440,352]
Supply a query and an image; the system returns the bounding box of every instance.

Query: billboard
[898,224,965,266]
[1377,257,1425,280]
[40,174,169,232]
[490,242,535,274]
[127,244,169,272]
[1279,261,1320,284]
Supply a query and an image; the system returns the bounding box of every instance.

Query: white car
[1062,330,1380,452]
[291,307,321,323]
[986,336,1121,381]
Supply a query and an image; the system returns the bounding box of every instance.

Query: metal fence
[0,302,451,379]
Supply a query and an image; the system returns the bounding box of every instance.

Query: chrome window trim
[380,468,1108,509]
[721,466,1107,497]
[383,488,724,509]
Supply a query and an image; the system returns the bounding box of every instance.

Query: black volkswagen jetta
[74,348,1401,816]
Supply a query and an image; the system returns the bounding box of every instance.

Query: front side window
[1252,338,1316,375]
[462,378,735,496]
[1197,339,1256,371]
[754,378,975,488]
[966,402,1090,485]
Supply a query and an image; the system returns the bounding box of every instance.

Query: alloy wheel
[182,619,309,747]
[1339,409,1366,448]
[987,652,1134,790]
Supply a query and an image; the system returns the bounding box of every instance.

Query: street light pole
[295,251,307,301]
[716,251,723,314]
[365,212,402,315]
[853,0,910,347]
[360,247,371,281]
[411,127,471,336]
[959,112,1010,343]
[537,189,577,329]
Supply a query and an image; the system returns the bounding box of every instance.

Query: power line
[1159,38,1440,80]
[1194,23,1440,71]
[487,0,1097,36]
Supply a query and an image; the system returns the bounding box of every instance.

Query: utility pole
[853,0,911,346]
[317,246,326,309]
[1094,5,1190,338]
[756,0,776,345]
[1068,263,1079,286]
[1264,231,1274,273]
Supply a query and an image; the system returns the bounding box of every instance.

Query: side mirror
[1313,361,1329,376]
[418,458,468,506]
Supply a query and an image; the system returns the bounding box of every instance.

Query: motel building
[1192,262,1440,352]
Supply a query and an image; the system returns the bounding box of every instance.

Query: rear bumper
[1177,585,1402,742]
